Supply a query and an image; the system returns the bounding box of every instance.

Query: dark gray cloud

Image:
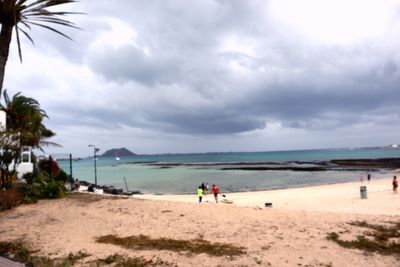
[88,44,181,85]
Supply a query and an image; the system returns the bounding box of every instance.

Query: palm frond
[24,0,77,10]
[4,91,56,149]
[15,25,23,62]
[25,16,79,28]
[39,140,61,147]
[26,21,73,40]
[18,27,34,45]
[3,0,81,62]
[20,20,32,30]
[3,90,10,106]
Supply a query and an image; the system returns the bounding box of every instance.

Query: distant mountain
[100,148,136,157]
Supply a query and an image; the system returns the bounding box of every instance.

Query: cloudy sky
[4,0,400,157]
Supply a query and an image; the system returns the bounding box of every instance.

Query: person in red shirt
[212,184,219,203]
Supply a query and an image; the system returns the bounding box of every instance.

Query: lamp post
[88,144,99,186]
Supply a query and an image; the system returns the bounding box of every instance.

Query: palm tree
[0,90,58,188]
[1,90,59,152]
[0,0,79,97]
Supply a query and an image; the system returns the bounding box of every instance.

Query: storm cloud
[3,0,400,155]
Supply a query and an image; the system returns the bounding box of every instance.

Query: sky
[3,0,400,157]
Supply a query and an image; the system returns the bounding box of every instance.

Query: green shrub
[0,241,30,262]
[18,183,40,204]
[40,180,65,199]
[1,158,69,209]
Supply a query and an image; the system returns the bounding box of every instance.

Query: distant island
[100,148,136,157]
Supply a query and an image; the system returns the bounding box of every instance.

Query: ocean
[57,147,400,194]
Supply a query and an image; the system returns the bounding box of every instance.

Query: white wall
[0,110,5,131]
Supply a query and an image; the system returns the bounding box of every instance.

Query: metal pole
[49,155,53,181]
[94,148,97,186]
[89,144,99,186]
[69,153,73,189]
[69,153,73,179]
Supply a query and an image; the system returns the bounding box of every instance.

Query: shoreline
[68,155,400,195]
[76,169,396,195]
[133,177,399,215]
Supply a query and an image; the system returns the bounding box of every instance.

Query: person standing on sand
[201,182,205,191]
[393,176,398,193]
[367,173,371,182]
[212,184,219,203]
[197,186,204,203]
[201,182,207,195]
[74,179,80,191]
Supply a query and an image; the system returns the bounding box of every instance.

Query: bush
[0,186,22,211]
[40,180,65,199]
[37,158,69,183]
[38,159,60,177]
[22,172,34,184]
[0,158,69,210]
[0,170,18,190]
[54,169,69,183]
[18,183,40,204]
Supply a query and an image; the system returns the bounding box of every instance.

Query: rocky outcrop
[100,148,136,157]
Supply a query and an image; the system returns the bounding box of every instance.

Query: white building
[0,110,34,178]
[16,147,34,178]
[0,110,5,131]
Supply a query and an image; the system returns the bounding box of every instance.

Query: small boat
[115,157,120,161]
[221,194,233,204]
[221,199,233,204]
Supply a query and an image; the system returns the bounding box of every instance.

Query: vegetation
[0,157,68,210]
[96,234,246,257]
[0,240,30,262]
[327,220,400,258]
[0,90,54,189]
[0,131,18,189]
[1,90,59,160]
[0,240,90,266]
[0,0,80,94]
[95,253,175,267]
[0,1,79,208]
[0,240,175,267]
[0,183,21,209]
[21,157,69,202]
[0,89,67,209]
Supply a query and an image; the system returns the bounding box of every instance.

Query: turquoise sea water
[57,147,400,194]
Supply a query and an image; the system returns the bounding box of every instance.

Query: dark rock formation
[100,148,136,157]
[329,158,400,169]
[142,157,400,172]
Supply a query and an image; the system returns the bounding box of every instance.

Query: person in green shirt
[197,186,203,203]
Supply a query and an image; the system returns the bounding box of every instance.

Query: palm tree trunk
[0,24,13,99]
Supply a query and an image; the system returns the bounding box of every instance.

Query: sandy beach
[136,177,400,215]
[0,177,399,266]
